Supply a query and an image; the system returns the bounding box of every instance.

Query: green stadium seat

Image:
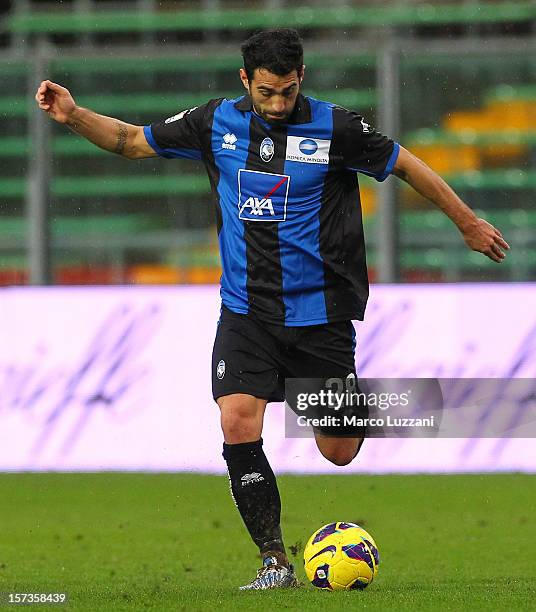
[405,128,536,148]
[4,3,534,35]
[1,170,534,199]
[49,53,375,75]
[0,214,167,242]
[0,89,376,119]
[0,175,209,199]
[485,84,536,105]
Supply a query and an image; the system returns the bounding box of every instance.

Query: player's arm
[35,80,155,159]
[392,146,509,263]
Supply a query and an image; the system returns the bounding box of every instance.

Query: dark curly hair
[241,28,304,82]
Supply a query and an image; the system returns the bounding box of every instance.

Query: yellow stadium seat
[409,144,481,174]
[360,186,377,217]
[128,265,184,284]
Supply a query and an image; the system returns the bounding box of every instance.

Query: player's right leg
[212,307,298,589]
[218,392,267,444]
[218,393,297,589]
[285,320,366,466]
[314,431,364,466]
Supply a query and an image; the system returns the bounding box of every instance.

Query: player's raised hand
[461,217,510,263]
[35,80,76,124]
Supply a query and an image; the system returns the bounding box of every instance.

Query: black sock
[223,439,286,557]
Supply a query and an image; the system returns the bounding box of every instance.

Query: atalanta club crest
[260,137,274,162]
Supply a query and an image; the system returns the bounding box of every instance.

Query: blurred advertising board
[0,284,534,472]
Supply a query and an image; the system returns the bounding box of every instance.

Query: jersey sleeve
[143,103,208,160]
[337,108,400,182]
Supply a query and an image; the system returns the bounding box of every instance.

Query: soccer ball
[304,522,379,591]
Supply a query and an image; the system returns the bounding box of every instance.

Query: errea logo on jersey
[286,136,331,164]
[238,169,290,222]
[222,133,237,150]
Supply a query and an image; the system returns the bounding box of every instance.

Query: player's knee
[324,448,357,466]
[221,410,256,441]
[318,438,363,466]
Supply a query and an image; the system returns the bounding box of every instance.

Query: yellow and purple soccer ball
[304,522,380,591]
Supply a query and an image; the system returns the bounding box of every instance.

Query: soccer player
[36,28,509,590]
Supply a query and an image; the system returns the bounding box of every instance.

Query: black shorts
[212,305,357,403]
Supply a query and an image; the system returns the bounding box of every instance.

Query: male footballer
[36,28,509,590]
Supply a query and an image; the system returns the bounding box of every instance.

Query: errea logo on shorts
[286,136,331,164]
[238,169,290,222]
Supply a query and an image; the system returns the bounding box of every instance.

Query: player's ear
[239,68,250,92]
[299,65,305,83]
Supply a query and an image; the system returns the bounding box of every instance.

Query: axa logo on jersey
[241,197,275,216]
[238,169,290,222]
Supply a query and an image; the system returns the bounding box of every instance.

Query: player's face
[240,67,303,124]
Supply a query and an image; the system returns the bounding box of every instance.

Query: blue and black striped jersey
[144,94,399,326]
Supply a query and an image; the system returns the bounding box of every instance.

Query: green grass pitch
[1,473,534,611]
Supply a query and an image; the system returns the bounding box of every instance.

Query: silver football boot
[239,555,300,590]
